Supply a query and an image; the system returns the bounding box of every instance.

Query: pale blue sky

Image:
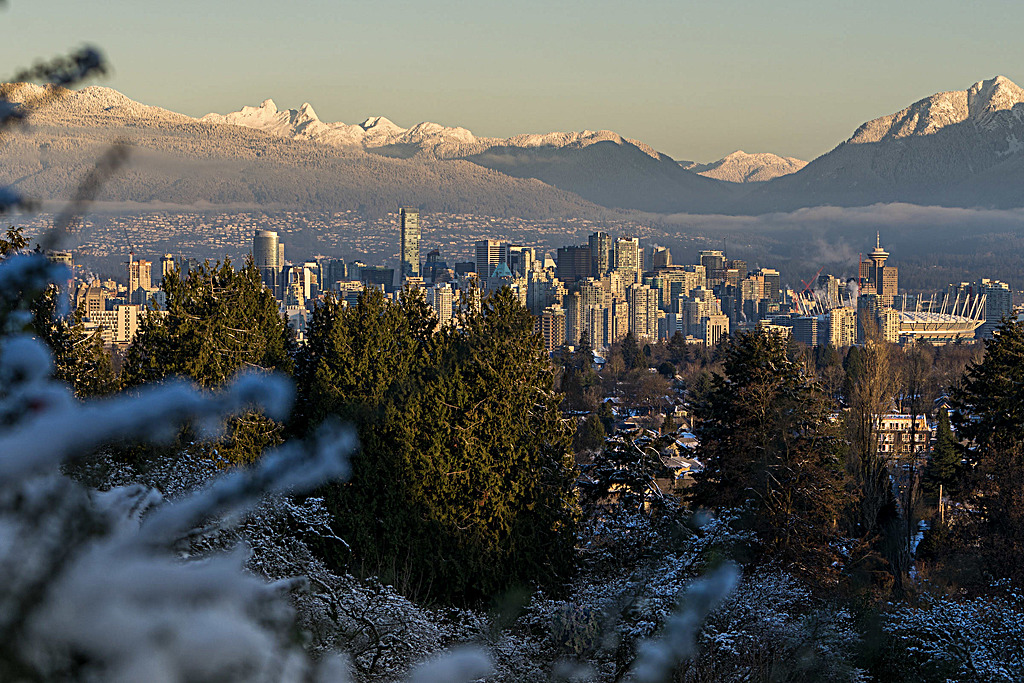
[2,0,1021,162]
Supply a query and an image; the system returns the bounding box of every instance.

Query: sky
[2,0,1022,162]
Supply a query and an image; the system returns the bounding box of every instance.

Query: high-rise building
[399,207,421,281]
[614,237,641,283]
[253,230,281,293]
[827,307,857,347]
[556,245,592,282]
[702,314,730,347]
[475,240,502,279]
[428,283,455,326]
[652,246,672,269]
[627,282,659,342]
[699,250,726,283]
[978,278,1012,339]
[75,279,105,319]
[755,268,782,305]
[160,254,175,281]
[589,231,611,277]
[793,316,820,348]
[320,258,347,292]
[539,305,566,351]
[128,258,152,292]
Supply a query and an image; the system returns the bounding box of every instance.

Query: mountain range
[2,76,1024,216]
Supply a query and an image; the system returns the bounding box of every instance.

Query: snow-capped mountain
[746,75,1024,211]
[681,151,807,183]
[5,76,1024,216]
[201,99,664,160]
[198,98,739,213]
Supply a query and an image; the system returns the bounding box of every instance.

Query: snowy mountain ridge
[201,98,673,162]
[682,151,808,183]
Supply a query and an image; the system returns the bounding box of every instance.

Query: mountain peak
[850,75,1024,145]
[258,98,277,112]
[685,150,807,183]
[967,75,1024,118]
[360,116,397,131]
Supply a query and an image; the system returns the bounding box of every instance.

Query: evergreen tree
[0,227,114,398]
[689,329,847,582]
[296,286,578,603]
[31,287,115,398]
[574,412,606,452]
[947,319,1024,586]
[120,258,292,466]
[621,332,641,371]
[924,408,959,498]
[122,258,291,388]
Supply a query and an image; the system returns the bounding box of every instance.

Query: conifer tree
[924,408,959,498]
[296,286,578,603]
[947,319,1024,585]
[689,329,846,581]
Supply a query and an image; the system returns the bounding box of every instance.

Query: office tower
[755,268,782,305]
[588,231,611,277]
[556,245,591,282]
[400,207,421,281]
[652,246,672,268]
[320,258,347,292]
[728,259,747,278]
[253,230,281,293]
[475,240,502,279]
[699,250,726,275]
[359,265,395,291]
[160,254,175,280]
[128,258,152,304]
[507,245,534,276]
[614,237,641,283]
[75,280,106,318]
[793,316,820,348]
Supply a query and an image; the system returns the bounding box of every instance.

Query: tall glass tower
[253,230,280,293]
[400,208,421,281]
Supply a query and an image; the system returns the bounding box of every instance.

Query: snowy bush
[884,591,1024,683]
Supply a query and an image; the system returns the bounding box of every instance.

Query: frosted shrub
[884,591,1024,683]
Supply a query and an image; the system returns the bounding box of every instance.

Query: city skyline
[2,0,1022,161]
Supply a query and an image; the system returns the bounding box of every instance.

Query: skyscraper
[556,245,592,282]
[400,207,421,281]
[475,240,502,279]
[588,231,611,277]
[613,237,641,283]
[160,254,175,281]
[253,230,281,293]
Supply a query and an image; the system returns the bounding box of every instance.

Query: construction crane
[799,266,825,295]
